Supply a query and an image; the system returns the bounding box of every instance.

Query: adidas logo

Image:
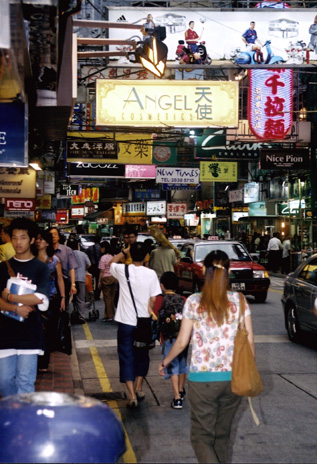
[117,15,127,22]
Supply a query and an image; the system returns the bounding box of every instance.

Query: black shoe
[179,388,186,400]
[171,398,182,409]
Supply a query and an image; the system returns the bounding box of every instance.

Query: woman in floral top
[158,250,255,463]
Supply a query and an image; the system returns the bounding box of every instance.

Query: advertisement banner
[229,189,243,203]
[156,167,200,184]
[244,182,259,204]
[5,199,35,212]
[56,210,69,224]
[71,206,85,218]
[260,148,310,169]
[0,168,36,199]
[200,162,237,182]
[0,103,28,167]
[249,202,267,216]
[96,80,238,128]
[71,188,99,205]
[146,201,167,216]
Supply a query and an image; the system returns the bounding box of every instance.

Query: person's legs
[117,322,136,385]
[75,281,86,318]
[188,381,222,464]
[171,375,181,399]
[16,354,38,394]
[213,382,241,464]
[178,373,186,393]
[0,355,18,397]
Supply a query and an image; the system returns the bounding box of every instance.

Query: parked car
[282,254,317,343]
[174,240,270,302]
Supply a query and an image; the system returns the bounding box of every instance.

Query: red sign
[56,209,69,224]
[5,199,35,211]
[167,203,188,219]
[248,69,293,140]
[71,206,85,218]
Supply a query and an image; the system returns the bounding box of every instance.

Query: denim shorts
[162,339,189,380]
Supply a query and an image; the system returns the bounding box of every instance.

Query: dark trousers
[188,380,241,463]
[117,322,150,383]
[38,295,61,370]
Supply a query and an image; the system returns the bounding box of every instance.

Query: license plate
[231,283,245,291]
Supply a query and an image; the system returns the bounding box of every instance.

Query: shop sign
[195,129,259,161]
[167,203,188,219]
[56,210,69,224]
[244,182,259,204]
[249,69,293,140]
[125,165,156,179]
[229,189,243,203]
[156,167,200,185]
[162,183,201,191]
[68,162,125,178]
[41,210,56,221]
[278,199,306,216]
[0,167,36,199]
[184,213,199,226]
[4,210,34,219]
[122,202,146,216]
[0,102,28,167]
[5,199,35,212]
[232,211,249,223]
[200,162,237,182]
[96,80,238,128]
[36,195,52,210]
[37,171,55,195]
[134,189,161,200]
[71,206,85,218]
[60,184,79,196]
[146,201,166,216]
[260,149,309,169]
[71,188,99,205]
[153,142,177,165]
[66,139,117,161]
[97,218,109,224]
[249,202,267,216]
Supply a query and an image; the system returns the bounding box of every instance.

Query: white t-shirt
[110,263,161,326]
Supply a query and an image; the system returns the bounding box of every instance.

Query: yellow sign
[67,132,153,164]
[96,80,239,128]
[36,195,52,210]
[200,162,237,182]
[0,168,36,198]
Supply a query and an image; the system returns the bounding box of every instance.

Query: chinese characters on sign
[248,69,293,140]
[200,162,237,182]
[122,203,146,216]
[96,80,238,128]
[146,201,166,216]
[167,203,188,219]
[67,140,117,161]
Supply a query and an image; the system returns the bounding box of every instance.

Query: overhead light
[134,36,168,78]
[29,162,42,171]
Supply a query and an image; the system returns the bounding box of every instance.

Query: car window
[194,243,250,263]
[298,259,317,284]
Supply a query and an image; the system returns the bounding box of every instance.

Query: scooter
[285,40,306,64]
[232,40,284,65]
[176,40,212,65]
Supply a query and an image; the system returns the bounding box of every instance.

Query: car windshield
[194,243,251,263]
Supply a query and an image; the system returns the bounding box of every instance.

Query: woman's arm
[245,314,255,357]
[55,261,66,311]
[158,317,193,375]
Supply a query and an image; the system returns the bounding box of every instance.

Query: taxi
[174,240,270,302]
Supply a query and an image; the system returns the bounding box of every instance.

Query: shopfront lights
[134,36,168,78]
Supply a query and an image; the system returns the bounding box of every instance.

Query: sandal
[136,390,145,400]
[127,398,138,408]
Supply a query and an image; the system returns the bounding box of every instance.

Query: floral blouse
[183,291,251,381]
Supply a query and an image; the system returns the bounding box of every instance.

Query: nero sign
[260,149,309,169]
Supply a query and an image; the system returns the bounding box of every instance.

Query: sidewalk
[35,336,84,396]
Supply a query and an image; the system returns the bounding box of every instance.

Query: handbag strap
[124,264,139,317]
[238,292,246,329]
[5,260,16,278]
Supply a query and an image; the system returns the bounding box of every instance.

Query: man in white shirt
[282,235,291,274]
[267,232,282,272]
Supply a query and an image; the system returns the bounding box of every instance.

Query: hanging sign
[200,162,237,182]
[249,68,293,140]
[68,163,125,178]
[156,167,200,185]
[167,203,188,219]
[260,148,309,169]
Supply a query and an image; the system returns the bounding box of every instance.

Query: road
[71,276,317,463]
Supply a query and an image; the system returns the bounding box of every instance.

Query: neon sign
[248,69,293,140]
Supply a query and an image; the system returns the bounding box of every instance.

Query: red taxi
[174,240,270,302]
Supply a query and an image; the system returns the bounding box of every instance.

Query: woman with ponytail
[158,250,255,463]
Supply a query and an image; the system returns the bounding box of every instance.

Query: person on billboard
[142,14,155,38]
[308,15,317,54]
[185,21,203,63]
[242,21,264,63]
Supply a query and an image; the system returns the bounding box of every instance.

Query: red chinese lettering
[264,74,285,95]
[264,96,285,117]
[264,119,285,139]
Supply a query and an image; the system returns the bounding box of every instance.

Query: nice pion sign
[260,149,309,169]
[96,80,238,128]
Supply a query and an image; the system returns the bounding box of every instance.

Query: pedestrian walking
[282,234,291,274]
[110,242,161,407]
[158,250,255,463]
[98,240,117,322]
[149,239,179,279]
[267,232,282,272]
[86,235,102,300]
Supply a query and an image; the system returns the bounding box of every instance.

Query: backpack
[158,293,185,341]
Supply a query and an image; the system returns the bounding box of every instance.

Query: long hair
[199,250,230,326]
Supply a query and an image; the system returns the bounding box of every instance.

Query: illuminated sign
[71,206,85,218]
[5,199,35,211]
[146,201,166,216]
[125,165,156,179]
[0,168,36,198]
[244,182,259,204]
[156,167,200,184]
[167,203,188,219]
[96,80,238,128]
[260,148,309,169]
[200,162,237,182]
[56,210,69,224]
[122,202,146,216]
[249,69,293,140]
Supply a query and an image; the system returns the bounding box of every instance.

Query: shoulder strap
[238,292,246,329]
[5,260,16,278]
[125,264,138,317]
